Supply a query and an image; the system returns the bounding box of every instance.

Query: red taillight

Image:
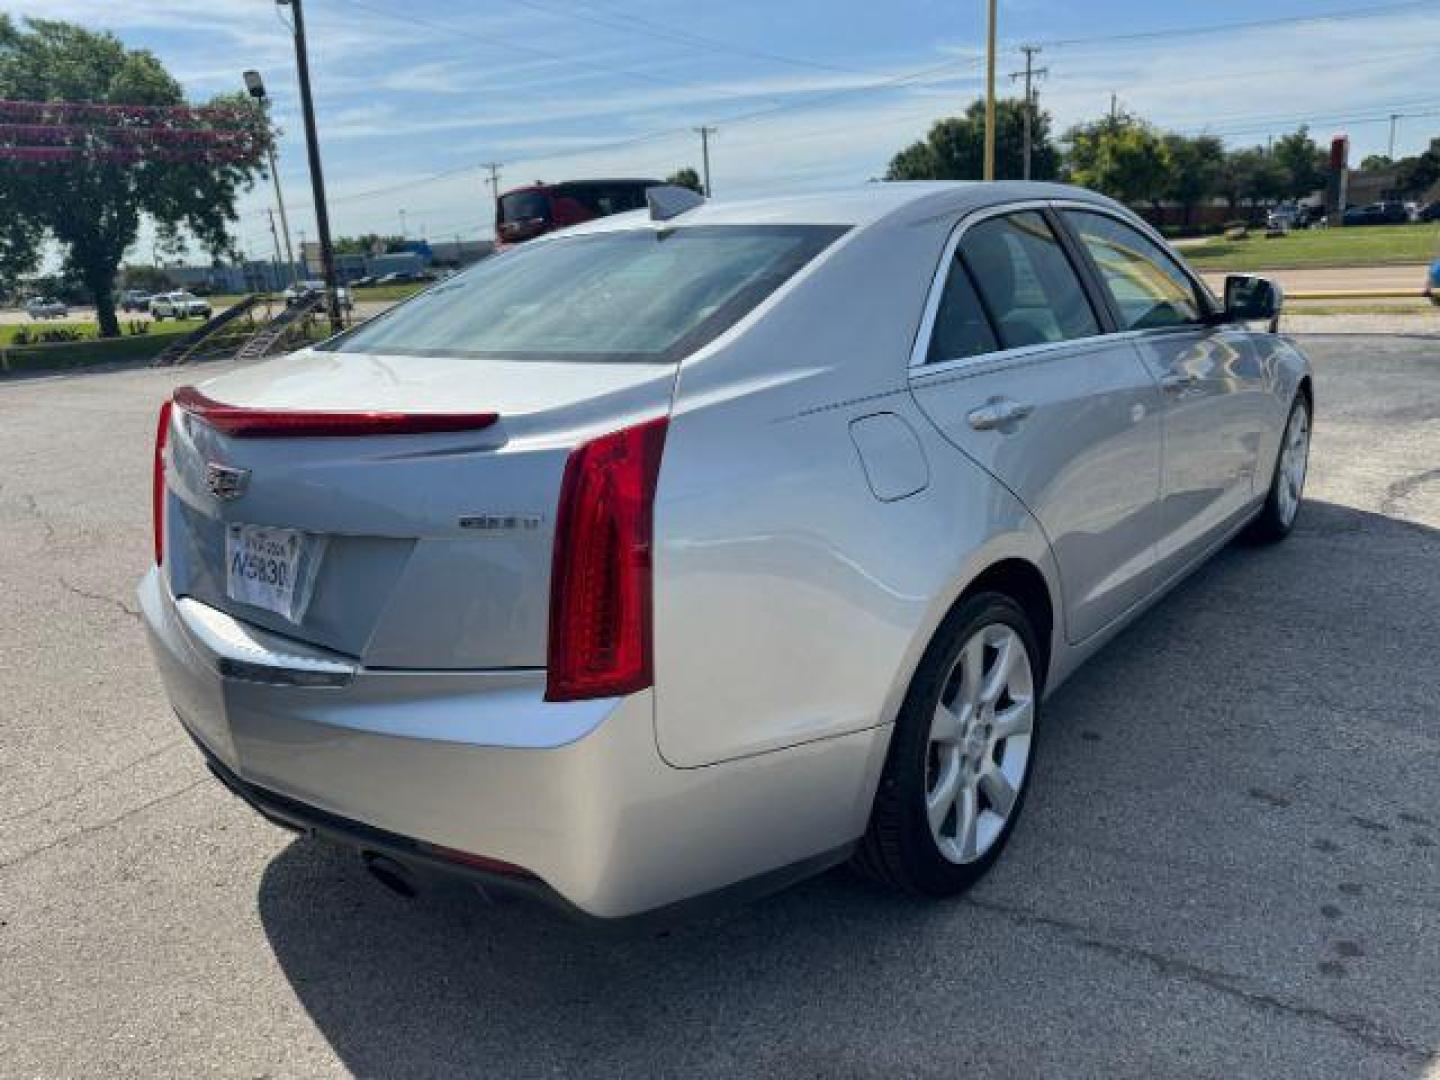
[152,399,173,565]
[545,417,668,702]
[172,386,498,438]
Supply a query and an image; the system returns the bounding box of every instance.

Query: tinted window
[323,225,846,363]
[927,255,998,363]
[960,211,1100,349]
[562,183,651,217]
[1064,210,1202,330]
[499,191,551,224]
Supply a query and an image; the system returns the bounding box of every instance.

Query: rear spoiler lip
[172,385,499,439]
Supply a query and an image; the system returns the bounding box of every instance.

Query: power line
[507,0,876,76]
[1031,0,1431,49]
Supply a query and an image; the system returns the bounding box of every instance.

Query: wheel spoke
[960,633,986,708]
[980,631,1015,706]
[990,697,1033,741]
[955,786,979,861]
[927,754,962,834]
[979,765,1018,818]
[931,702,962,745]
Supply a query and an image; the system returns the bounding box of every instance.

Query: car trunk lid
[161,348,677,669]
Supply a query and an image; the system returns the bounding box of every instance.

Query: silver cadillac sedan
[140,182,1311,920]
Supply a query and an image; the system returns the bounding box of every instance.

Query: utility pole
[482,162,503,201]
[1009,45,1047,181]
[399,208,408,240]
[1388,113,1400,160]
[695,126,716,196]
[278,0,343,332]
[983,0,997,181]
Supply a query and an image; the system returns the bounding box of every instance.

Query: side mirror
[1224,274,1282,332]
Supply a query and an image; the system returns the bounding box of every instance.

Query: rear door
[1058,207,1269,582]
[908,205,1163,644]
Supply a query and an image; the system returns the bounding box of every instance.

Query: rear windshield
[499,191,551,224]
[321,224,847,363]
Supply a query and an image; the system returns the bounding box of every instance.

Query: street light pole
[983,0,997,181]
[277,0,343,332]
[242,71,298,289]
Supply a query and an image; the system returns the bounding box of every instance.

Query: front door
[908,207,1164,644]
[1059,208,1268,581]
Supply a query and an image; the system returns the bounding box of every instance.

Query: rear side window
[1064,210,1203,330]
[323,224,847,363]
[960,211,1100,349]
[926,255,999,363]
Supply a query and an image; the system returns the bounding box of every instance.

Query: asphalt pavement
[1,336,1437,1079]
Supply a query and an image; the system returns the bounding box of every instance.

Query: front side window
[959,211,1100,350]
[1064,210,1203,330]
[322,224,846,363]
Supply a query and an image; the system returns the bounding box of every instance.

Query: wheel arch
[956,557,1056,690]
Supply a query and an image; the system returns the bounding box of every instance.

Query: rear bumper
[138,569,887,919]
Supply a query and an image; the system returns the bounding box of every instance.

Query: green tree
[1271,126,1327,199]
[665,167,703,192]
[1063,114,1168,206]
[0,18,267,336]
[1216,146,1288,213]
[1396,137,1440,196]
[1161,132,1224,229]
[885,99,1059,182]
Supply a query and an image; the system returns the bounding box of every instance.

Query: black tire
[1244,393,1311,544]
[854,591,1042,897]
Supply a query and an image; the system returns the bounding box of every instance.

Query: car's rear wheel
[855,592,1041,896]
[1246,393,1310,543]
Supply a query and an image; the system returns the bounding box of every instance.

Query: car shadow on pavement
[257,499,1440,1078]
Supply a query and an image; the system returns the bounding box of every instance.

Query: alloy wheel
[1277,403,1310,527]
[924,623,1035,865]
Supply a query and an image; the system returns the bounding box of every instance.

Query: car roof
[557,181,1127,237]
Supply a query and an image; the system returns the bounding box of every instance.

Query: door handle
[967,398,1034,431]
[1159,371,1200,392]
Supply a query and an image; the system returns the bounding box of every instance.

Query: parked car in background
[1266,203,1301,231]
[282,280,353,311]
[142,182,1311,921]
[120,290,153,313]
[1417,201,1440,223]
[1342,201,1410,226]
[24,297,68,320]
[495,178,661,247]
[149,291,212,321]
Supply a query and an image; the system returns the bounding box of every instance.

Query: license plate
[225,525,323,622]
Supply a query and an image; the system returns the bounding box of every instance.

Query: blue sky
[14,0,1440,259]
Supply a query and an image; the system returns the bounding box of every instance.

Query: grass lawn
[1183,223,1440,270]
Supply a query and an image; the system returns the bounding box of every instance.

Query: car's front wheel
[855,592,1041,896]
[1245,392,1311,543]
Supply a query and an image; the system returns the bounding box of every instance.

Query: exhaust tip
[362,851,417,898]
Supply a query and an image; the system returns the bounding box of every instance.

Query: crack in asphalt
[1380,467,1440,517]
[19,491,58,546]
[59,576,140,620]
[963,896,1431,1064]
[0,777,208,875]
[0,738,186,826]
